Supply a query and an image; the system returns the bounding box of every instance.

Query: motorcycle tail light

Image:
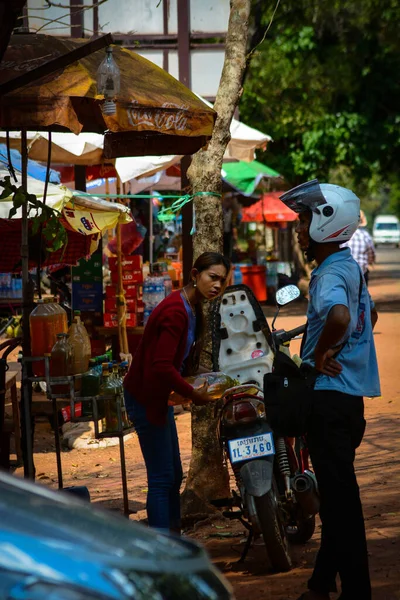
[223,398,265,425]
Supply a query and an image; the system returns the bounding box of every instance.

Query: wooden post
[115,177,128,356]
[20,128,35,479]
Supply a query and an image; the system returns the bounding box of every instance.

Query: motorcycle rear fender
[240,457,274,497]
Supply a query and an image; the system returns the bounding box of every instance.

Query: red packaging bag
[107,217,145,256]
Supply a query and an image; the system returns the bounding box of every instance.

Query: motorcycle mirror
[275,285,301,307]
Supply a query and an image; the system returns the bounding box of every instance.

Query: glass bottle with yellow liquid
[50,333,74,395]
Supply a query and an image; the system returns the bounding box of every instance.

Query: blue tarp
[0,144,60,184]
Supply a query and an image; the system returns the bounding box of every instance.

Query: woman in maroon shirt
[124,252,230,532]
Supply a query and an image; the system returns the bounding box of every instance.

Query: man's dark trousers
[306,390,371,599]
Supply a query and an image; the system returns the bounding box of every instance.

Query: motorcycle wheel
[286,515,315,544]
[254,478,292,572]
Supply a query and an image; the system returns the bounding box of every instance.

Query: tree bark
[181,0,251,520]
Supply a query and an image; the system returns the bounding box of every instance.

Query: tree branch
[44,0,107,8]
[247,0,281,61]
[32,0,109,33]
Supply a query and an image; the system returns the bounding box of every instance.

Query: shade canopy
[198,96,272,162]
[0,144,60,184]
[0,162,131,272]
[241,192,298,223]
[0,35,216,157]
[0,104,272,184]
[0,163,130,228]
[221,160,280,197]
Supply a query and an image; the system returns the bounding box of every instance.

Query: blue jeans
[125,390,183,531]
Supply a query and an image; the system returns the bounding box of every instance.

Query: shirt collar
[313,247,351,275]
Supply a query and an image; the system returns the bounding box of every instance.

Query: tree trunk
[181,0,251,520]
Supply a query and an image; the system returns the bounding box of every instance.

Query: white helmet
[279,179,360,243]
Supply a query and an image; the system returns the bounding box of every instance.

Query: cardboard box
[74,295,103,312]
[108,255,142,271]
[104,297,137,313]
[72,254,102,283]
[105,284,140,299]
[72,274,102,283]
[111,270,143,284]
[103,313,137,328]
[72,282,103,312]
[73,282,103,295]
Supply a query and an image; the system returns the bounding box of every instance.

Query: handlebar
[273,324,306,346]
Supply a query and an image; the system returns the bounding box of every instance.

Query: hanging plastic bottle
[50,333,74,395]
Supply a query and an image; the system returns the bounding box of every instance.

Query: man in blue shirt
[280,180,380,600]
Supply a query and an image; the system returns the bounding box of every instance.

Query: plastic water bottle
[143,276,154,325]
[143,275,166,325]
[163,272,173,297]
[233,265,243,285]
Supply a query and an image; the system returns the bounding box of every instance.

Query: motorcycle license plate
[228,433,275,464]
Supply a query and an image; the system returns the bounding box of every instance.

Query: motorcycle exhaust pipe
[292,470,320,516]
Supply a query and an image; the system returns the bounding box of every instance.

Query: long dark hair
[185,252,231,375]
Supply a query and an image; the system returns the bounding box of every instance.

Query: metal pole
[116,177,128,355]
[52,395,63,489]
[20,129,35,480]
[178,0,193,282]
[149,195,154,266]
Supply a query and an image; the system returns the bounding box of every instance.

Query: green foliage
[242,0,400,211]
[0,176,67,253]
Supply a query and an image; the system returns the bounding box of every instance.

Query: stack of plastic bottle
[142,274,166,325]
[0,274,12,298]
[30,298,68,376]
[67,311,92,391]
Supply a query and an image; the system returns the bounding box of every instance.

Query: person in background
[344,210,376,286]
[124,252,231,534]
[222,194,241,259]
[280,180,380,600]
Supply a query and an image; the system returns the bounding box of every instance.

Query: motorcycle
[210,284,319,572]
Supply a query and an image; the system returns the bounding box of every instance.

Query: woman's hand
[191,388,214,406]
[315,348,343,377]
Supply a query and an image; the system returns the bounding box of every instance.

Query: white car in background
[373,215,400,247]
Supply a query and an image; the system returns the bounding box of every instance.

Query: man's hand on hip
[315,348,343,377]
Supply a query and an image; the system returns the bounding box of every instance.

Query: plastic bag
[107,216,146,256]
[168,372,239,405]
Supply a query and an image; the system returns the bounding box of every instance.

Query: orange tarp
[241,192,298,223]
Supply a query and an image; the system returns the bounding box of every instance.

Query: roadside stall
[0,32,216,500]
[241,192,298,301]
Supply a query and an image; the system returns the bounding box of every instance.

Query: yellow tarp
[0,35,216,140]
[0,165,131,234]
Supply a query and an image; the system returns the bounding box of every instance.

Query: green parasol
[221,159,280,197]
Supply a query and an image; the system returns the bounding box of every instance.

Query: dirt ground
[5,252,400,600]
